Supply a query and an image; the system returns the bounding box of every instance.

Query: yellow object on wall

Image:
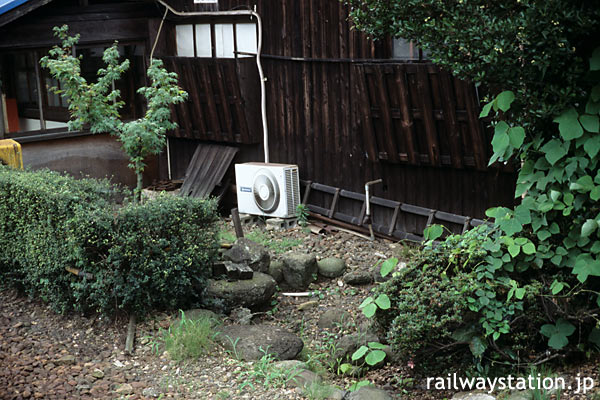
[0,139,24,169]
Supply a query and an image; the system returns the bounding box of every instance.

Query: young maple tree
[41,25,188,201]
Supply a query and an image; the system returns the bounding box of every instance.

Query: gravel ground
[2,221,600,400]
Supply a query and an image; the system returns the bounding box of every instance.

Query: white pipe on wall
[155,0,270,163]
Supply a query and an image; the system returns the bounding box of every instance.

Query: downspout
[155,0,269,163]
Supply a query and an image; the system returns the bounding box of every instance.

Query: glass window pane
[176,24,195,57]
[236,23,257,58]
[195,24,212,57]
[215,24,235,58]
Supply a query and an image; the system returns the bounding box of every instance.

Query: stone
[215,324,303,361]
[273,360,307,372]
[268,259,285,283]
[54,355,75,366]
[114,383,134,395]
[230,307,253,325]
[287,369,320,389]
[317,309,351,330]
[142,387,160,398]
[282,253,317,290]
[451,393,496,400]
[317,257,346,278]
[91,369,104,379]
[223,238,270,273]
[344,386,392,400]
[334,332,379,364]
[298,300,319,311]
[343,270,373,286]
[212,261,253,280]
[205,272,277,310]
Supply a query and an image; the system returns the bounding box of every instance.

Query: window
[393,38,428,61]
[0,43,145,136]
[175,22,257,58]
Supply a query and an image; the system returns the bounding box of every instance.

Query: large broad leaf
[580,114,600,133]
[374,294,391,310]
[554,108,583,140]
[540,140,568,165]
[584,135,600,158]
[351,346,369,361]
[572,254,600,283]
[361,302,377,318]
[365,350,386,366]
[423,224,443,241]
[379,257,398,277]
[496,91,515,112]
[508,126,525,148]
[492,122,510,154]
[480,101,494,118]
[540,319,576,350]
[570,175,594,192]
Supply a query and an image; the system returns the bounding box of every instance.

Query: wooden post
[231,208,244,238]
[125,314,136,354]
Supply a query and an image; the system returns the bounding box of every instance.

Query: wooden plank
[373,68,399,162]
[199,62,222,139]
[353,65,378,161]
[214,62,234,142]
[180,144,239,198]
[184,59,208,139]
[394,65,418,164]
[438,70,462,168]
[387,203,400,236]
[416,65,440,166]
[226,61,250,143]
[328,188,340,218]
[463,80,487,170]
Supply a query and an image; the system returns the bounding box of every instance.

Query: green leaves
[579,114,600,133]
[492,121,510,154]
[581,219,599,237]
[540,140,568,165]
[360,294,391,318]
[496,91,515,112]
[351,342,387,366]
[379,257,398,277]
[540,319,575,350]
[423,224,443,241]
[508,126,525,148]
[554,108,583,140]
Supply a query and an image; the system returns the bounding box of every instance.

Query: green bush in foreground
[0,166,218,317]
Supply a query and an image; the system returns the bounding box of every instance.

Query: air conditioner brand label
[240,186,252,193]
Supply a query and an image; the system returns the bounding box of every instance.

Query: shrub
[372,225,548,370]
[0,166,218,317]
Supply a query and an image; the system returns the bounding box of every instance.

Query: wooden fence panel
[163,57,259,144]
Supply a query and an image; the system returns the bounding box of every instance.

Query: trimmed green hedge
[0,166,218,316]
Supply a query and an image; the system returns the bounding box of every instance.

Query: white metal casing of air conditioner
[235,162,300,218]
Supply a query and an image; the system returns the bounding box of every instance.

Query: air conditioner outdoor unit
[235,162,300,218]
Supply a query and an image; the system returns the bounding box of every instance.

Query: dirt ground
[1,223,599,400]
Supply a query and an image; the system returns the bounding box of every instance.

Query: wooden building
[0,0,516,237]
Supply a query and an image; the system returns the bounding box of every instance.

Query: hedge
[0,165,219,317]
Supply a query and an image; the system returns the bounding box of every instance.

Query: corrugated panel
[179,143,238,198]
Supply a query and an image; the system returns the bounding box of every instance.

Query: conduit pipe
[155,0,270,163]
